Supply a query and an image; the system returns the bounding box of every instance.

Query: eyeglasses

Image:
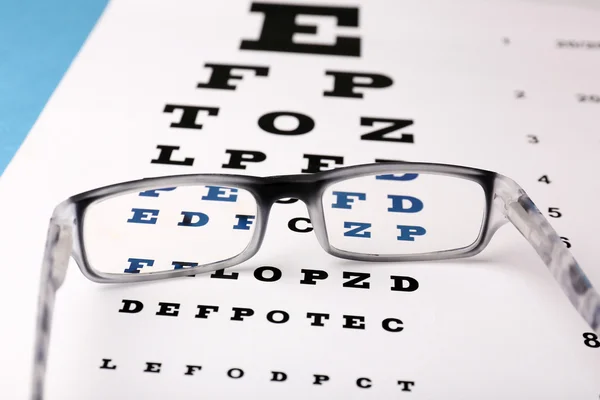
[31,161,600,399]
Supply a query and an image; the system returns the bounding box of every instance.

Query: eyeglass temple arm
[31,213,73,400]
[495,175,600,334]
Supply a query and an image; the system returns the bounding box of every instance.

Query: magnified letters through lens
[83,185,258,275]
[321,172,487,256]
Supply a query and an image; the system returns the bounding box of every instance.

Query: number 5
[548,207,562,218]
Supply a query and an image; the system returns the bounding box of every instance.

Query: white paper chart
[0,0,599,398]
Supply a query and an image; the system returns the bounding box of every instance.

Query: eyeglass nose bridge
[253,176,333,256]
[258,175,326,206]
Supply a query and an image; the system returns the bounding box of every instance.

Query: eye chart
[0,0,599,398]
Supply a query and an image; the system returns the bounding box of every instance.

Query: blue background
[0,0,109,174]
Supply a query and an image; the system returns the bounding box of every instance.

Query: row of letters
[125,211,426,241]
[119,299,405,332]
[124,260,425,286]
[99,359,416,391]
[121,266,420,292]
[128,188,423,214]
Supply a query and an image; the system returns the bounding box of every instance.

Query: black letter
[156,302,180,317]
[306,312,330,326]
[195,305,219,319]
[390,276,419,292]
[266,310,290,324]
[288,217,313,233]
[343,315,365,330]
[210,268,239,280]
[185,365,202,376]
[324,71,393,99]
[240,3,360,57]
[258,111,315,136]
[232,307,255,321]
[99,359,117,370]
[357,378,372,388]
[302,154,343,173]
[254,266,282,282]
[222,149,267,170]
[197,63,269,90]
[300,269,328,285]
[151,145,194,166]
[163,104,219,130]
[271,371,288,382]
[360,117,414,143]
[313,374,330,385]
[397,381,415,392]
[228,368,244,379]
[382,318,404,333]
[342,271,370,289]
[144,362,162,373]
[119,299,143,314]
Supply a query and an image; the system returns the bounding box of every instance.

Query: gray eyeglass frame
[32,161,600,400]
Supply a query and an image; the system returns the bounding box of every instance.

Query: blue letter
[376,173,418,181]
[124,258,154,273]
[127,208,159,224]
[233,215,255,230]
[343,222,372,238]
[388,195,423,213]
[172,261,199,270]
[397,225,426,241]
[138,187,177,197]
[202,186,238,202]
[331,191,366,209]
[178,211,209,227]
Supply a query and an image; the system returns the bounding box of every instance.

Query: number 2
[527,135,539,144]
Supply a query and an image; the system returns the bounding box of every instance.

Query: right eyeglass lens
[321,172,487,256]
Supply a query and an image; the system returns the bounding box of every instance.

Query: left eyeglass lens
[82,185,258,275]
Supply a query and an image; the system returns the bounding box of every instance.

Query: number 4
[538,175,551,184]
